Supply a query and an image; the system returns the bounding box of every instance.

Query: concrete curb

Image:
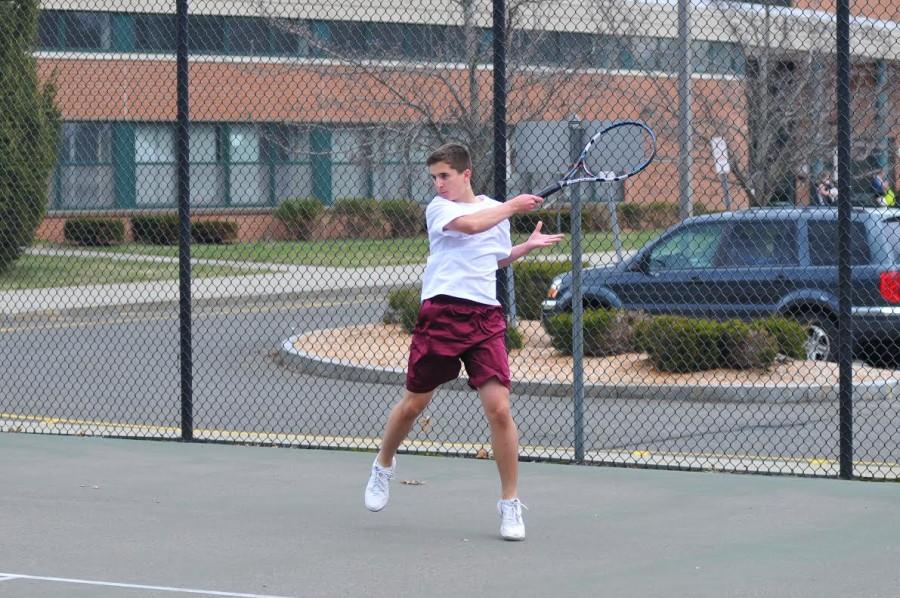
[277,333,900,404]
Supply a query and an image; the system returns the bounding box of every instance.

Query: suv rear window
[807,220,871,265]
[718,221,798,267]
[884,220,900,263]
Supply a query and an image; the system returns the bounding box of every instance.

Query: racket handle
[536,181,563,198]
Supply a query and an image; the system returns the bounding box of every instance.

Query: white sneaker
[497,498,527,541]
[364,456,395,512]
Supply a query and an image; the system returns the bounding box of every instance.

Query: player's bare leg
[376,389,433,467]
[478,379,518,499]
[479,378,526,540]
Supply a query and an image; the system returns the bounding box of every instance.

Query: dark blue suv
[541,207,900,362]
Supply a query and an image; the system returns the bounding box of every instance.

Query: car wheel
[802,316,837,362]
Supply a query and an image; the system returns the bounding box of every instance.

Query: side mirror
[632,254,651,274]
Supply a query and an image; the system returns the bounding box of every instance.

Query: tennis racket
[536,120,657,200]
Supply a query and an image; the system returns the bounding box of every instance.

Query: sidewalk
[1,432,898,598]
[3,247,629,315]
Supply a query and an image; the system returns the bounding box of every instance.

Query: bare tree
[259,0,610,198]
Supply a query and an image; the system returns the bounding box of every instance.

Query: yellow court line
[3,411,898,470]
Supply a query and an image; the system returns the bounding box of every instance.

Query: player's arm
[444,194,543,235]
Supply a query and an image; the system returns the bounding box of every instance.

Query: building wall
[30,2,900,241]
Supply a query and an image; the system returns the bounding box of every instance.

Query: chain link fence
[1,0,898,479]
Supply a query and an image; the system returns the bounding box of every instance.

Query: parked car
[541,207,900,362]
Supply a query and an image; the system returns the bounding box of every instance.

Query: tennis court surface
[2,432,898,598]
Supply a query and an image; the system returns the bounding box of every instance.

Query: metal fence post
[176,0,193,441]
[836,0,853,479]
[569,115,585,462]
[492,0,512,332]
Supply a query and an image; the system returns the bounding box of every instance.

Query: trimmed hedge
[131,216,239,244]
[380,199,424,238]
[549,311,797,372]
[63,218,125,246]
[332,197,383,237]
[384,286,421,334]
[512,261,578,320]
[751,316,806,360]
[191,220,238,244]
[544,308,649,357]
[639,315,724,372]
[275,197,324,240]
[131,215,179,245]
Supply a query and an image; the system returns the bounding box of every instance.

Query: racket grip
[536,181,563,198]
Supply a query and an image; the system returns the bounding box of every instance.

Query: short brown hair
[426,143,472,173]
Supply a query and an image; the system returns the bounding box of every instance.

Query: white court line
[0,573,295,597]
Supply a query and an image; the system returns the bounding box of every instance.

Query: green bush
[616,203,643,229]
[643,315,723,373]
[546,310,788,371]
[512,261,576,320]
[191,220,238,244]
[332,198,383,238]
[643,202,679,228]
[632,315,654,354]
[131,215,179,245]
[380,199,424,238]
[385,287,421,334]
[506,324,524,352]
[726,324,779,370]
[751,316,806,359]
[275,197,323,240]
[63,218,125,246]
[582,203,612,232]
[545,308,650,357]
[616,202,679,230]
[0,0,61,272]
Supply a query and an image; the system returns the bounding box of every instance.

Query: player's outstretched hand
[526,221,565,250]
[509,193,544,213]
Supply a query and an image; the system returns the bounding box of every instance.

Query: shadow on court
[1,432,898,598]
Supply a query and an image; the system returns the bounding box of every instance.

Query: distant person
[363,143,564,541]
[872,174,896,207]
[814,175,837,206]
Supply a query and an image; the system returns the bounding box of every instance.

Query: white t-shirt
[421,195,512,306]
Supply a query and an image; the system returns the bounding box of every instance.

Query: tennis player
[364,142,564,541]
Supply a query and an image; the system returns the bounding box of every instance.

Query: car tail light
[879,271,900,303]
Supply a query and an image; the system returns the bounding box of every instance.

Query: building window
[135,124,176,206]
[59,122,114,208]
[190,15,226,54]
[229,124,268,205]
[269,125,313,202]
[62,11,111,50]
[331,128,369,199]
[228,18,271,55]
[189,124,225,205]
[37,11,111,51]
[269,19,306,56]
[707,41,745,75]
[36,12,60,49]
[135,13,176,52]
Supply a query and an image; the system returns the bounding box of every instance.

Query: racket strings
[582,126,655,180]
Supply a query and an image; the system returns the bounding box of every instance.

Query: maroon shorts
[405,295,511,393]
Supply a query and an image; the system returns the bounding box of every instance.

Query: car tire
[800,315,838,362]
